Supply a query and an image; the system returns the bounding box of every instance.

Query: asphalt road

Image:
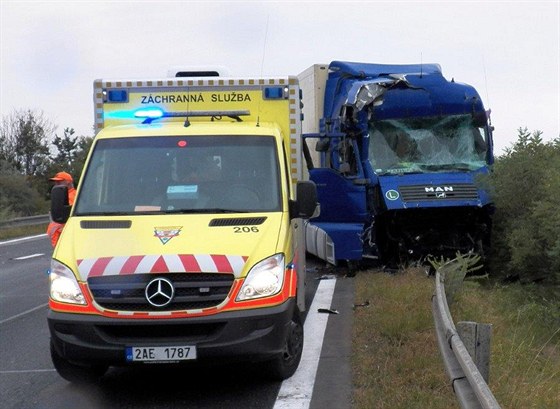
[0,235,352,409]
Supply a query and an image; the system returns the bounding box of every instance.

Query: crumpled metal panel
[344,78,395,111]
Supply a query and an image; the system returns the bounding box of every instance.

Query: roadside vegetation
[453,279,559,408]
[485,128,560,284]
[352,268,559,409]
[0,224,48,241]
[0,109,92,221]
[353,268,458,409]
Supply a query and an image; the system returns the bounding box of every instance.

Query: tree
[487,128,560,284]
[0,109,55,176]
[0,159,45,218]
[47,130,93,189]
[51,127,79,168]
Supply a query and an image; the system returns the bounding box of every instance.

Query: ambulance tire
[50,341,108,384]
[263,310,303,381]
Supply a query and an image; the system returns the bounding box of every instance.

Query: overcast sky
[1,0,558,154]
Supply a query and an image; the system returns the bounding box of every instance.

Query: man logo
[425,186,454,193]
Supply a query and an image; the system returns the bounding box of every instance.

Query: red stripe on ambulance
[88,257,113,278]
[120,255,143,274]
[150,256,168,273]
[77,254,248,279]
[178,254,200,271]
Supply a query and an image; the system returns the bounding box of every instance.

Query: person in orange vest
[46,171,77,248]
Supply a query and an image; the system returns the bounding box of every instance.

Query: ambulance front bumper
[48,298,296,366]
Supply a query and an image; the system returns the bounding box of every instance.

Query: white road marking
[14,253,44,260]
[0,369,56,374]
[273,277,337,409]
[0,303,49,325]
[0,234,47,246]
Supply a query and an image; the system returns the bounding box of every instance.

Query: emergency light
[263,87,288,99]
[134,108,165,119]
[133,108,251,124]
[106,90,128,102]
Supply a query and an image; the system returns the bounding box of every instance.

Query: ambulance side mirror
[290,181,318,219]
[51,185,71,223]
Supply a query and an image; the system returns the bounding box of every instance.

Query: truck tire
[50,341,108,383]
[263,310,304,380]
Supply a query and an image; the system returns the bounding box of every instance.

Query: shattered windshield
[74,135,281,215]
[368,114,488,174]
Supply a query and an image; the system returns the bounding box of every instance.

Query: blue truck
[298,61,494,268]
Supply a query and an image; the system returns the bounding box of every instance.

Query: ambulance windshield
[74,135,281,215]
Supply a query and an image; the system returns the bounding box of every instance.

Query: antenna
[257,14,270,127]
[184,85,191,127]
[482,54,492,125]
[260,14,269,78]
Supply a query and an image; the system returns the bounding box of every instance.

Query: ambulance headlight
[49,260,86,305]
[236,254,285,301]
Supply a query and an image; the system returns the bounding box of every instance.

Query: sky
[1,0,559,155]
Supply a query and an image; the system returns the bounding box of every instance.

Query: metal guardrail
[0,214,50,229]
[432,261,501,409]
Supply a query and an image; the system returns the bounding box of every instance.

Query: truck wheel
[50,341,108,383]
[264,311,304,381]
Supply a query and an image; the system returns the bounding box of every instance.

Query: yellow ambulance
[48,73,317,383]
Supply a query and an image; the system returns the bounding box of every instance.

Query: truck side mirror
[51,185,71,223]
[290,181,318,219]
[315,138,330,152]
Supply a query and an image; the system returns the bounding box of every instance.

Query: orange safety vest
[47,188,77,248]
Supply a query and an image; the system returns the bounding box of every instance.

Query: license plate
[126,346,197,362]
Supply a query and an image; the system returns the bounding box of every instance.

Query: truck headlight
[236,254,285,301]
[49,260,86,305]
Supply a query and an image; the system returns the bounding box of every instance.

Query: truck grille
[399,183,479,202]
[88,273,234,312]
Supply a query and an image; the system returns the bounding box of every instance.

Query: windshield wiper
[419,163,474,172]
[75,211,134,216]
[376,166,423,176]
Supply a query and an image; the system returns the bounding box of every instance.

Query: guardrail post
[457,321,492,383]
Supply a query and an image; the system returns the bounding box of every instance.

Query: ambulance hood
[58,213,287,281]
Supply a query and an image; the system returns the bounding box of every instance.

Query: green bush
[487,129,560,283]
[0,162,46,219]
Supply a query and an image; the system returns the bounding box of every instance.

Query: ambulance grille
[88,273,234,312]
[81,220,132,229]
[399,183,479,202]
[209,217,267,226]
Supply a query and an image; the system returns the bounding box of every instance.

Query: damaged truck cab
[299,61,494,266]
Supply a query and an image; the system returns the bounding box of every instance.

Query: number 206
[233,226,259,233]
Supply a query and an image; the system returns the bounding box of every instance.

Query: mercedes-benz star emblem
[145,277,175,307]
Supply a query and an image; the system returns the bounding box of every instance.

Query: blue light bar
[134,108,164,119]
[107,90,128,102]
[264,87,286,99]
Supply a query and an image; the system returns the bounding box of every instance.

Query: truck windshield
[74,135,281,215]
[368,114,488,174]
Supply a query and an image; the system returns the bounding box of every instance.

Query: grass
[352,266,560,409]
[0,223,48,241]
[451,280,560,409]
[352,267,457,409]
